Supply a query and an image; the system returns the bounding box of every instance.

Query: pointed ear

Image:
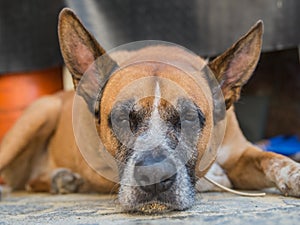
[58,8,117,113]
[208,21,263,109]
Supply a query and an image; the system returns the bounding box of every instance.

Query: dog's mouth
[118,154,196,213]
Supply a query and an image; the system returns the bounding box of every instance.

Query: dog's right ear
[208,21,263,110]
[58,8,117,113]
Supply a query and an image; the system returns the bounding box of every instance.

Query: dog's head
[58,9,263,213]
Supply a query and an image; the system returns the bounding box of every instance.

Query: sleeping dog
[0,8,299,213]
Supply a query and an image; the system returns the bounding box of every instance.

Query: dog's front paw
[277,166,300,197]
[51,168,84,194]
[271,159,300,197]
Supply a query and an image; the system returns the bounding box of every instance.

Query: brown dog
[0,8,299,212]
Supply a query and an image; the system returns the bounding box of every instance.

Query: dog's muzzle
[134,151,177,194]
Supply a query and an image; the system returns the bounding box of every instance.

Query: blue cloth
[264,135,300,156]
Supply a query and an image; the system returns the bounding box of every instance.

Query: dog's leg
[0,95,62,189]
[218,109,300,197]
[25,168,85,194]
[26,172,51,192]
[225,146,300,197]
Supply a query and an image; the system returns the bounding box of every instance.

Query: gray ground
[0,191,299,225]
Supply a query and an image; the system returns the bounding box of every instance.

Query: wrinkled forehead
[101,62,213,114]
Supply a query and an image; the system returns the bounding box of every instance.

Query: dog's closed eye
[108,100,134,127]
[177,98,206,129]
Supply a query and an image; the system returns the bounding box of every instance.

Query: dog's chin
[119,191,194,214]
[127,201,173,214]
[119,189,195,214]
[118,166,195,213]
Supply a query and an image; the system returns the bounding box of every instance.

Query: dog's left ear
[208,21,263,109]
[58,8,117,114]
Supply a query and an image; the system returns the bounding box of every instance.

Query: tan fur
[0,91,115,193]
[99,50,214,177]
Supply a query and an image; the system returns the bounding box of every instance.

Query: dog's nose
[134,154,177,194]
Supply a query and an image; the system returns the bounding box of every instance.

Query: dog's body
[0,9,299,212]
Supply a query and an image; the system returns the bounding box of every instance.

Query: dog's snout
[134,154,177,194]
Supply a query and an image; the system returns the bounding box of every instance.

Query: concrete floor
[0,190,300,225]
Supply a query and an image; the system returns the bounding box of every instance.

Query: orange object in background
[0,66,63,141]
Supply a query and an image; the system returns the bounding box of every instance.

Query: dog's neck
[216,107,251,169]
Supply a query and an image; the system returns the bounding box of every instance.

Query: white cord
[204,176,266,197]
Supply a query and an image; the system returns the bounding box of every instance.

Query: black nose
[134,153,177,194]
